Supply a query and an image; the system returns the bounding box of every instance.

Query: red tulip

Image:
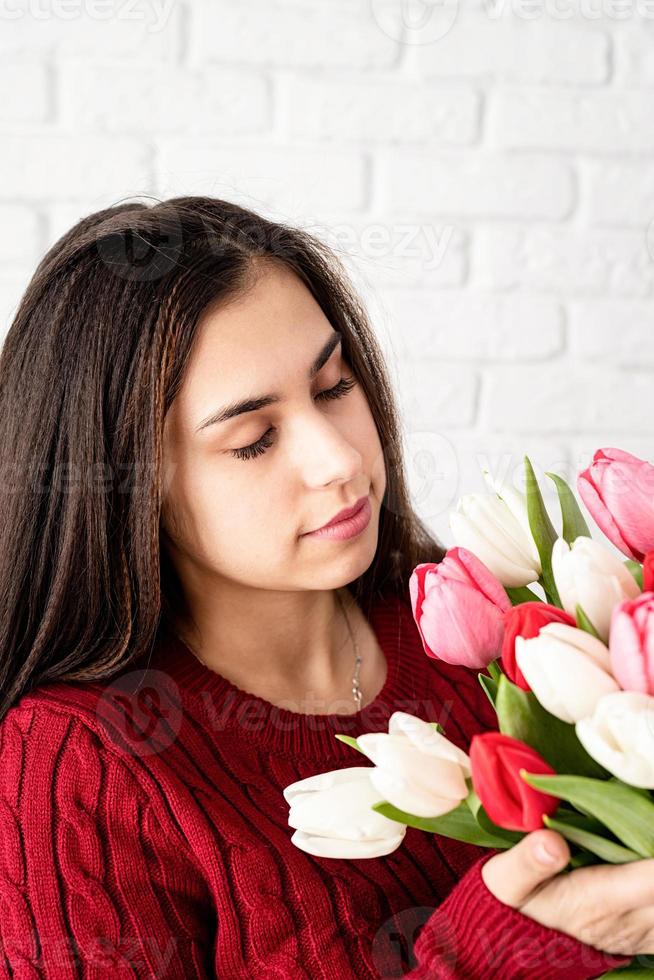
[470,732,560,832]
[643,552,654,594]
[501,602,577,691]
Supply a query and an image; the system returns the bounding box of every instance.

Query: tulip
[283,766,407,859]
[469,732,560,832]
[644,552,654,593]
[609,592,654,695]
[515,622,619,724]
[575,691,654,788]
[410,547,511,670]
[578,448,654,563]
[551,536,641,642]
[449,473,541,588]
[356,711,471,819]
[501,602,577,692]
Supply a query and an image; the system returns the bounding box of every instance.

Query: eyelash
[230,375,358,461]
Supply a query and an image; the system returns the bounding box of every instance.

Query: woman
[0,197,641,978]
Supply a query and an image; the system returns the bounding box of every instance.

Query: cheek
[184,460,292,562]
[350,393,387,492]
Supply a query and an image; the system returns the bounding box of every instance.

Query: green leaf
[553,805,610,835]
[428,722,445,735]
[524,456,562,608]
[505,585,542,606]
[569,849,601,868]
[371,799,515,849]
[487,660,503,682]
[545,471,592,544]
[478,672,498,709]
[334,733,367,755]
[495,674,608,778]
[476,805,524,845]
[598,966,653,978]
[625,560,644,591]
[543,814,642,864]
[465,787,483,819]
[521,772,654,858]
[576,603,602,640]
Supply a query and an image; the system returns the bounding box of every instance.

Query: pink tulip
[609,592,654,695]
[409,547,511,669]
[578,448,654,562]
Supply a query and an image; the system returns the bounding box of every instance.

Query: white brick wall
[2,0,653,547]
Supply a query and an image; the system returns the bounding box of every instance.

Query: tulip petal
[288,775,401,841]
[290,827,406,859]
[576,692,654,788]
[283,766,371,804]
[388,712,472,774]
[515,633,619,724]
[368,766,463,819]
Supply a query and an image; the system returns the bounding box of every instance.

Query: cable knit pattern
[0,591,632,979]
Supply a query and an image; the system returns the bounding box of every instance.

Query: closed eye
[229,375,357,461]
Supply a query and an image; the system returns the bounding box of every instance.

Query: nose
[294,412,364,490]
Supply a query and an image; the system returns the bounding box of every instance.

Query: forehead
[191,260,329,370]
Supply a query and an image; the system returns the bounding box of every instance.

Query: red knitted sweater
[0,590,631,978]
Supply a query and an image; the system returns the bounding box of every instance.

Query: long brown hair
[0,196,445,722]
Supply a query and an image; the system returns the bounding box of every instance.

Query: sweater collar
[152,590,427,759]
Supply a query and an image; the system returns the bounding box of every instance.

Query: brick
[306,215,468,287]
[569,300,654,366]
[286,77,480,144]
[189,1,402,69]
[583,160,654,226]
[474,226,654,296]
[412,10,609,84]
[489,89,654,153]
[59,65,271,135]
[485,365,654,433]
[615,21,654,85]
[396,360,479,429]
[155,143,368,217]
[0,61,49,122]
[0,136,151,200]
[0,206,41,266]
[378,290,564,360]
[0,1,181,60]
[380,152,574,219]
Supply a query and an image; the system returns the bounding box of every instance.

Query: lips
[313,495,368,532]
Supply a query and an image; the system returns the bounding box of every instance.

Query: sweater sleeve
[0,700,214,979]
[406,851,632,980]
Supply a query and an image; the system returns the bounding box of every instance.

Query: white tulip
[515,622,619,724]
[576,691,654,788]
[551,537,641,642]
[355,711,471,818]
[283,766,406,859]
[449,475,541,588]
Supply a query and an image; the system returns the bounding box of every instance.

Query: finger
[482,829,571,908]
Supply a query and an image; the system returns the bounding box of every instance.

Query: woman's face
[161,260,387,599]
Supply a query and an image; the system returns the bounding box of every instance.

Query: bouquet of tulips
[283,448,654,975]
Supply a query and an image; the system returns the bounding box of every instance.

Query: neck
[171,585,361,711]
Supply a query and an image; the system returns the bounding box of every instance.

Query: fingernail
[533,841,558,865]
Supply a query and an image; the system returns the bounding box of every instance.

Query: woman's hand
[482,828,654,958]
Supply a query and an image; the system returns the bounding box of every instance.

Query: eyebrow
[195,330,343,433]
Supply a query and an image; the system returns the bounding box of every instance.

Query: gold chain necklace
[336,589,363,711]
[185,591,364,711]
